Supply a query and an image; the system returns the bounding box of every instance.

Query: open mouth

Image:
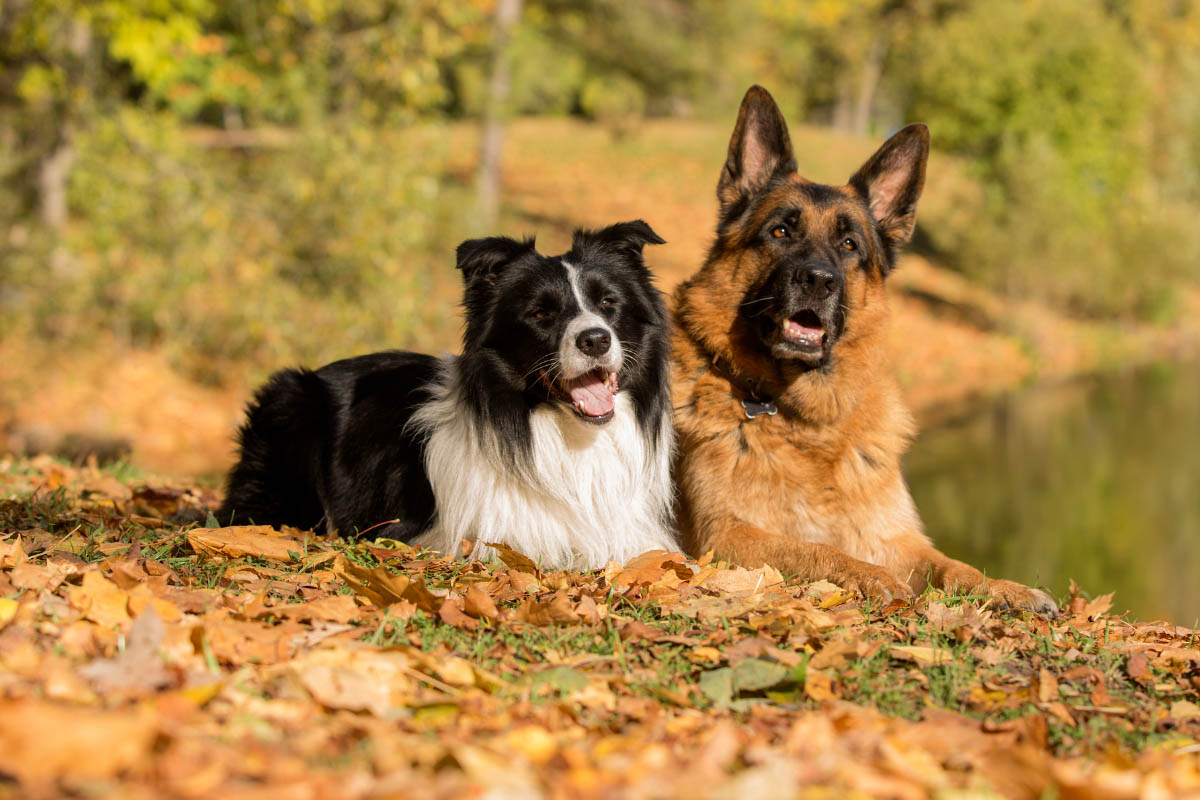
[780,309,826,350]
[540,368,619,425]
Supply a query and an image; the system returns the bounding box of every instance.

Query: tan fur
[671,90,1056,614]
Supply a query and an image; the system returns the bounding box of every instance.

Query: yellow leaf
[890,645,953,666]
[0,598,18,629]
[1170,700,1200,720]
[805,668,836,701]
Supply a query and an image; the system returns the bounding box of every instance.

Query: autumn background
[1,1,1200,797]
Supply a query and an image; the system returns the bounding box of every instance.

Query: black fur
[218,220,670,539]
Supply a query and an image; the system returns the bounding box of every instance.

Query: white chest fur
[411,369,677,570]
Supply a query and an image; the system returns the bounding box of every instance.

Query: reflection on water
[905,361,1200,625]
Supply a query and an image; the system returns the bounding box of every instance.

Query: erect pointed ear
[572,219,665,256]
[718,86,796,212]
[849,124,929,248]
[455,235,535,283]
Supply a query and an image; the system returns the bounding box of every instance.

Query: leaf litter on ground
[1,454,1199,798]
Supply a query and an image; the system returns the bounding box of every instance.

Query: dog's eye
[599,297,616,308]
[841,238,857,252]
[770,225,789,239]
[530,309,551,321]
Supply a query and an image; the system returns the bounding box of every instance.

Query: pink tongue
[566,374,615,417]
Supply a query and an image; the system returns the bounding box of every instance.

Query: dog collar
[710,357,777,420]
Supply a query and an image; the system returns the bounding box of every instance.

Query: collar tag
[741,398,778,419]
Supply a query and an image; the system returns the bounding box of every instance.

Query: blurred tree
[476,0,523,231]
[757,0,946,134]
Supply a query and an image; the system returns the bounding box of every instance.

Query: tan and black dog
[671,85,1057,615]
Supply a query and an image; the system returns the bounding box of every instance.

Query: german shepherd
[670,86,1057,615]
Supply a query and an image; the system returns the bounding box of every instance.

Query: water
[904,361,1200,625]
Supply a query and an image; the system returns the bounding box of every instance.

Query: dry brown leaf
[69,570,132,630]
[1170,700,1200,720]
[805,668,837,701]
[78,607,172,694]
[0,700,157,784]
[891,645,953,666]
[484,541,542,576]
[188,526,305,563]
[697,564,785,596]
[1127,651,1152,683]
[198,617,298,665]
[462,584,500,620]
[516,593,580,625]
[1080,592,1114,621]
[336,557,412,608]
[1037,667,1060,704]
[438,596,478,630]
[268,594,360,624]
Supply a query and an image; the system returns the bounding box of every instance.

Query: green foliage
[901,0,1198,316]
[3,111,463,382]
[3,0,1200,351]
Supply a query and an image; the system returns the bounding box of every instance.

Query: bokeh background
[1,0,1198,621]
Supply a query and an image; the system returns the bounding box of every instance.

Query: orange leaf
[188,526,305,563]
[484,541,542,576]
[70,570,132,630]
[0,701,156,784]
[805,668,836,701]
[463,584,500,620]
[438,596,478,630]
[516,593,580,625]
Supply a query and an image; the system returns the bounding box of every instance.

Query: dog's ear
[849,124,929,250]
[572,220,666,257]
[456,236,535,283]
[718,86,796,212]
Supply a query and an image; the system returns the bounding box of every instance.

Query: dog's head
[456,220,667,425]
[682,86,928,377]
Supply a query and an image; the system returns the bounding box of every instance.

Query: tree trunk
[475,0,524,233]
[851,35,888,137]
[38,130,74,231]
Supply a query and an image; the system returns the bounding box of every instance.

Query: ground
[1,457,1199,799]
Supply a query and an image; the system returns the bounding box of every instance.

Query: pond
[905,361,1200,625]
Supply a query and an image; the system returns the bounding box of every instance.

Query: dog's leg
[701,517,913,601]
[895,541,1059,617]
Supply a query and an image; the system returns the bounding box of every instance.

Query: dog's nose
[576,327,611,356]
[794,265,839,300]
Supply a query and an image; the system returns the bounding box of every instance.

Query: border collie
[217,220,677,570]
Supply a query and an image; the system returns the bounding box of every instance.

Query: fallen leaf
[438,596,478,630]
[463,584,500,620]
[266,594,360,624]
[78,607,171,694]
[69,570,132,630]
[891,645,953,666]
[1127,651,1152,683]
[484,541,541,576]
[516,593,579,625]
[1170,700,1200,720]
[188,526,305,563]
[1036,667,1059,704]
[0,701,156,784]
[1080,592,1114,621]
[805,668,836,701]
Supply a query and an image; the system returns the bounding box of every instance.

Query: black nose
[794,265,839,300]
[575,327,611,356]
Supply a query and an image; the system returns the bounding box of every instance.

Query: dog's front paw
[983,579,1059,619]
[842,566,913,604]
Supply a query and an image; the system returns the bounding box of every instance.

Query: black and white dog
[218,220,676,569]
